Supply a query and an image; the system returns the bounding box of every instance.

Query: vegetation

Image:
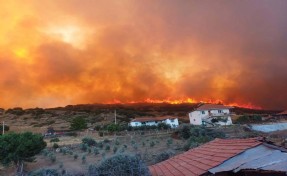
[154,150,175,164]
[88,154,151,176]
[70,116,87,130]
[0,125,9,134]
[234,115,262,124]
[82,137,96,146]
[0,132,46,174]
[176,124,225,151]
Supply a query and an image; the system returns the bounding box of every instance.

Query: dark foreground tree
[0,132,46,175]
[70,116,87,130]
[88,154,151,176]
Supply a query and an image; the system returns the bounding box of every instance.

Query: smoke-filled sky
[0,0,287,109]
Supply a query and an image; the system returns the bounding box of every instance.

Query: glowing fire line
[106,98,262,109]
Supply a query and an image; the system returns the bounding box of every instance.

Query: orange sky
[0,0,287,109]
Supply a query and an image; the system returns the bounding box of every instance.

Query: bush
[48,153,56,163]
[82,155,86,164]
[157,123,171,130]
[176,124,192,139]
[113,146,118,153]
[88,154,151,176]
[98,131,104,137]
[94,148,99,155]
[80,143,88,152]
[103,139,110,143]
[82,137,97,146]
[235,115,262,124]
[167,138,173,147]
[106,123,120,132]
[105,145,110,151]
[74,154,78,160]
[176,124,225,144]
[70,116,87,130]
[50,138,60,143]
[53,143,59,149]
[98,142,103,149]
[28,168,60,176]
[150,141,155,147]
[154,150,175,163]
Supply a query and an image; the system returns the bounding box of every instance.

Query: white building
[189,104,233,126]
[130,116,179,128]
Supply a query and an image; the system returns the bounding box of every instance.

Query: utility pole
[114,110,117,124]
[2,121,4,135]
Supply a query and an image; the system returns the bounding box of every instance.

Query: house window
[201,111,205,114]
[218,110,223,113]
[171,119,174,122]
[194,119,196,121]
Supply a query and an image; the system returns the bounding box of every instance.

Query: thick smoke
[0,0,286,109]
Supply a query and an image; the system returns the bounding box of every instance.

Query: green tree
[70,116,87,130]
[0,132,46,174]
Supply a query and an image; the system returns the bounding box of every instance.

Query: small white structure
[189,104,233,126]
[130,116,179,128]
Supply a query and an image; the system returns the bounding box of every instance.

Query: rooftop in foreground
[149,138,261,176]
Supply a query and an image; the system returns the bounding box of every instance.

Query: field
[0,103,283,175]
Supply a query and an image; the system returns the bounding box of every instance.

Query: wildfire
[106,98,262,109]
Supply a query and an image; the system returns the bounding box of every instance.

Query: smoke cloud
[0,0,286,109]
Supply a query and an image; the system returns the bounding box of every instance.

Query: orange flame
[106,98,262,109]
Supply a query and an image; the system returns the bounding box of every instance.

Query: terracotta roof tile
[149,138,261,176]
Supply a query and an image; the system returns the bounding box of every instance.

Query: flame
[106,98,262,109]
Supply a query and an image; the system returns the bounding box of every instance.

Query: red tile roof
[149,138,261,176]
[196,104,233,111]
[131,116,177,122]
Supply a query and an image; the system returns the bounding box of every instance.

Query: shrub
[113,146,118,153]
[132,144,138,150]
[103,139,110,143]
[94,148,99,155]
[53,143,59,149]
[98,131,104,137]
[82,155,86,164]
[150,141,155,147]
[74,154,78,160]
[48,153,56,163]
[115,139,120,145]
[167,138,173,147]
[50,138,60,143]
[82,137,96,146]
[98,142,103,149]
[235,115,262,124]
[106,123,120,132]
[105,145,110,151]
[88,147,92,154]
[88,154,151,176]
[70,116,87,130]
[157,123,171,130]
[176,124,192,139]
[80,143,88,152]
[154,150,175,163]
[28,168,59,176]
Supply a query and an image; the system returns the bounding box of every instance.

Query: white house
[130,116,179,128]
[189,104,233,126]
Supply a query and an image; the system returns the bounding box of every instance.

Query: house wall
[162,118,179,128]
[189,111,204,125]
[130,118,179,128]
[189,109,232,126]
